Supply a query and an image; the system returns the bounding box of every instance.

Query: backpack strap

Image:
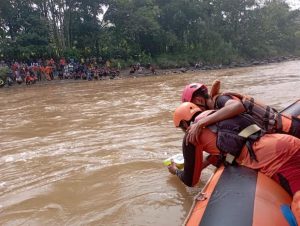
[276,113,283,132]
[263,106,271,131]
[247,97,255,114]
[223,123,261,164]
[246,140,258,162]
[238,124,261,138]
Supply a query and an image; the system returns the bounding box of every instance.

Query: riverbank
[1,55,299,89]
[128,55,300,76]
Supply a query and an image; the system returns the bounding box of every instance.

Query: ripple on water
[0,60,299,225]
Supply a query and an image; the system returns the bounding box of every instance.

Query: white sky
[285,0,300,9]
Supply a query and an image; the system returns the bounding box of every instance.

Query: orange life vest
[215,93,300,138]
[214,92,278,132]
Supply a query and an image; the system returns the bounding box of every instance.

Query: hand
[167,160,178,175]
[185,121,203,145]
[210,79,221,98]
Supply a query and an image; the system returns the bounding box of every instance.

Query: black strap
[276,113,283,132]
[277,173,293,196]
[247,97,255,114]
[218,153,229,167]
[289,116,300,138]
[246,140,258,162]
[263,106,270,130]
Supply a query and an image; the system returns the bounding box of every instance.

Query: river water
[0,60,299,226]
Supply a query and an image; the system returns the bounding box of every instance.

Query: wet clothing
[177,129,300,195]
[215,94,300,138]
[272,149,300,196]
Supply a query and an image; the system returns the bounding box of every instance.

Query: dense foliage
[0,0,299,67]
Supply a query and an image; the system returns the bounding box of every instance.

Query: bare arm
[200,99,245,126]
[186,99,245,144]
[210,80,221,98]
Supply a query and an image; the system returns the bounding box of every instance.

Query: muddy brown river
[0,60,299,226]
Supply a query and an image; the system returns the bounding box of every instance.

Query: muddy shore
[1,55,299,89]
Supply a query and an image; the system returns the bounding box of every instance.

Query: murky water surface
[0,60,299,225]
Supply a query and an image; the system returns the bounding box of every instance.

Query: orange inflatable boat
[280,99,300,118]
[184,166,293,226]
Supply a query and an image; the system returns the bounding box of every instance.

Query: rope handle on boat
[182,167,218,226]
[196,192,207,201]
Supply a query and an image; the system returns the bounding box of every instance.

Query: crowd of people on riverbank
[0,58,122,88]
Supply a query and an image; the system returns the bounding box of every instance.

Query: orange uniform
[237,133,300,177]
[178,128,300,195]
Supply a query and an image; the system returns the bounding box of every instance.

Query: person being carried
[181,81,300,144]
[167,102,300,223]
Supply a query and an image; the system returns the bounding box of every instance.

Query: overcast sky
[286,0,300,9]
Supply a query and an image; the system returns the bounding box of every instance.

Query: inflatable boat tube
[280,99,300,118]
[184,166,292,226]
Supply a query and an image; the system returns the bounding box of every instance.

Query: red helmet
[181,83,208,102]
[173,102,201,127]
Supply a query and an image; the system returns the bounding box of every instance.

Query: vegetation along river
[0,60,299,226]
